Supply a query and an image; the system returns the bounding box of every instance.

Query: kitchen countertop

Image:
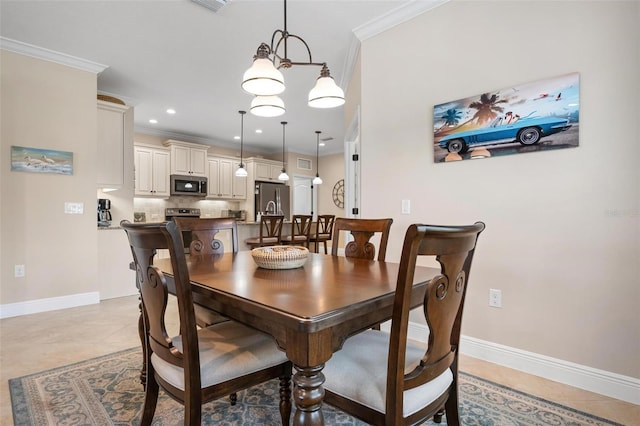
[98,225,123,230]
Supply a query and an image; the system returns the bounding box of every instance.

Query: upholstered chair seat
[152,321,290,391]
[323,330,453,417]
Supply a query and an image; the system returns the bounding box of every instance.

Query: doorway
[344,106,361,218]
[292,176,316,219]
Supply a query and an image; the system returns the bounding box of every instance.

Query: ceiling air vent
[191,0,231,13]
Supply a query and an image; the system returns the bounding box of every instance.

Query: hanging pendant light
[278,121,289,181]
[235,111,248,177]
[242,0,344,115]
[250,95,285,117]
[242,44,285,96]
[308,65,345,108]
[312,130,323,185]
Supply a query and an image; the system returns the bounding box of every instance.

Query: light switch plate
[64,202,84,214]
[401,199,410,214]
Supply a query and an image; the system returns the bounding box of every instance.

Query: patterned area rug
[9,348,621,425]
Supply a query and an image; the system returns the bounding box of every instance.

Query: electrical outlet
[14,264,25,278]
[489,289,502,308]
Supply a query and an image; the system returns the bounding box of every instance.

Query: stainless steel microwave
[170,175,207,196]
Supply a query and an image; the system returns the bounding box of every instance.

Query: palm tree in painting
[439,108,463,129]
[468,93,507,125]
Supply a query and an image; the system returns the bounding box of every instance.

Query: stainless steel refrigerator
[254,182,290,221]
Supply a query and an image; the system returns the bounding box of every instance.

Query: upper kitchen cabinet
[97,100,133,190]
[207,156,247,200]
[249,158,283,181]
[164,140,208,176]
[134,144,170,197]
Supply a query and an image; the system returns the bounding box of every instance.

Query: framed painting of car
[433,72,579,163]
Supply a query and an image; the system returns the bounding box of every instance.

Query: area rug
[9,348,621,426]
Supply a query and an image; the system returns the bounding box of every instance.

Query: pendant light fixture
[250,95,285,118]
[312,130,323,185]
[241,0,344,116]
[235,110,248,177]
[278,121,289,181]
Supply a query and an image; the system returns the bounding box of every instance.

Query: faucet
[265,200,276,215]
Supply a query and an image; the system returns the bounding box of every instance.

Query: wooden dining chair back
[322,222,485,426]
[121,221,292,426]
[174,217,238,255]
[331,217,393,261]
[173,217,238,327]
[280,214,312,247]
[245,215,284,248]
[309,214,335,254]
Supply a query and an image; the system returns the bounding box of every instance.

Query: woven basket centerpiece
[251,246,309,269]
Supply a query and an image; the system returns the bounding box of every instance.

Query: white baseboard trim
[381,321,640,405]
[0,292,100,319]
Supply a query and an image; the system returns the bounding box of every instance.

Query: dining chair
[121,220,292,426]
[174,217,238,255]
[173,217,238,328]
[322,222,485,426]
[331,217,393,261]
[245,215,284,249]
[280,214,312,248]
[309,214,335,254]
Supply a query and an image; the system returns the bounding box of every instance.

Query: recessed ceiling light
[166,108,176,114]
[233,136,240,140]
[149,119,158,124]
[319,142,326,147]
[255,129,262,134]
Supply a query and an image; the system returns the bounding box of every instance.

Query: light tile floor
[1,295,638,425]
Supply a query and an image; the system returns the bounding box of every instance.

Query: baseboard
[381,321,640,405]
[0,292,100,319]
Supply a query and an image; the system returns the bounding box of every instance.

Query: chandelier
[241,0,345,117]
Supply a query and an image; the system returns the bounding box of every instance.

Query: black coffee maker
[97,198,112,227]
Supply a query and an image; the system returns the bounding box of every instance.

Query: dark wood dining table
[154,250,439,426]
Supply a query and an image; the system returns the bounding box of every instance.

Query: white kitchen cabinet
[134,145,170,197]
[97,228,137,300]
[165,140,208,176]
[97,100,132,189]
[207,156,246,200]
[233,168,247,199]
[252,159,282,181]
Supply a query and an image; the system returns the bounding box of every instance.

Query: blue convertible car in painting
[438,115,572,154]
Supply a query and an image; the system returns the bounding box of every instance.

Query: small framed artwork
[11,146,73,175]
[433,72,579,162]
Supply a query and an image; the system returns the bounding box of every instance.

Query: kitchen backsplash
[133,196,242,222]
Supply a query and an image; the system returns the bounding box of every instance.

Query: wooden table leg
[292,364,325,426]
[138,296,147,387]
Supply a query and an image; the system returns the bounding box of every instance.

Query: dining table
[154,250,439,426]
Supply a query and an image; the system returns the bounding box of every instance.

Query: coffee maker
[97,198,112,227]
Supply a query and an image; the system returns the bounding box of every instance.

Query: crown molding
[0,37,108,74]
[338,34,361,92]
[353,0,449,41]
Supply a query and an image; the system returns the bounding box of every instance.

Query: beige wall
[358,0,639,378]
[1,51,99,304]
[316,152,345,218]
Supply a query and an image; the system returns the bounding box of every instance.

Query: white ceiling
[1,0,445,156]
